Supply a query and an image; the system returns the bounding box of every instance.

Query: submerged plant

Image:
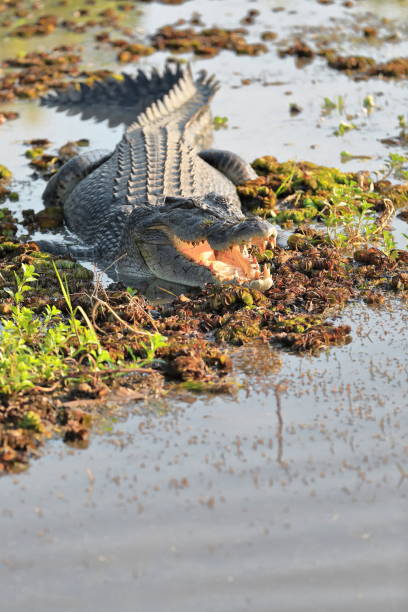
[321,95,345,115]
[334,121,357,136]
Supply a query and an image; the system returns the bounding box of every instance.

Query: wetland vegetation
[0,0,407,476]
[0,3,407,612]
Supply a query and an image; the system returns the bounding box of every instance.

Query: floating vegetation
[213,116,229,130]
[278,39,408,81]
[278,40,315,59]
[0,110,19,124]
[151,25,268,58]
[238,157,408,241]
[0,164,19,207]
[324,53,408,79]
[1,199,406,472]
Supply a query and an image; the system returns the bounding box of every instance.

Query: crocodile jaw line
[174,235,275,290]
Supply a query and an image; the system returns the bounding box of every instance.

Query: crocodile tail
[128,65,220,131]
[41,65,219,128]
[41,65,185,127]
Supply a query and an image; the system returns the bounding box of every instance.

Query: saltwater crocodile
[39,65,276,291]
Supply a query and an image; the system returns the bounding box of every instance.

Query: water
[1,305,407,611]
[1,0,407,610]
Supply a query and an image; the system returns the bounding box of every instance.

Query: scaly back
[42,65,222,207]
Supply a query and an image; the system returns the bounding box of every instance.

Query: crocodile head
[125,193,277,290]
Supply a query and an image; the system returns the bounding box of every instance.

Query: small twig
[87,294,156,336]
[66,365,154,378]
[279,191,302,207]
[99,252,127,278]
[274,380,289,466]
[156,286,180,298]
[32,382,60,393]
[372,198,395,235]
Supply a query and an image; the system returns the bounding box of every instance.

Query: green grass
[0,263,167,394]
[379,153,408,181]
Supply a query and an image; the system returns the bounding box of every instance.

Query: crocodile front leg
[198,148,257,185]
[42,149,112,208]
[33,239,96,260]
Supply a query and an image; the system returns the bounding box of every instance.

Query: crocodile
[39,65,277,291]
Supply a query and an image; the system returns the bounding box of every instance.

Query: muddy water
[1,0,408,610]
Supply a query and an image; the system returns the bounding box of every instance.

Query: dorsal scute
[127,65,219,132]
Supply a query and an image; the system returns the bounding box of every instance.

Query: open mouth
[174,234,276,290]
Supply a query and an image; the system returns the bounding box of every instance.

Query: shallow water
[1,0,408,610]
[1,304,407,611]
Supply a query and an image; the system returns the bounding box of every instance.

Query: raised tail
[41,64,220,129]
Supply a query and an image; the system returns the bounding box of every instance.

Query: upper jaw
[206,216,276,251]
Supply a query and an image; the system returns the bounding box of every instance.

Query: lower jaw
[174,237,275,291]
[209,261,273,291]
[244,277,273,291]
[151,270,273,291]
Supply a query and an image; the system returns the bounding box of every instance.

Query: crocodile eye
[205,192,228,205]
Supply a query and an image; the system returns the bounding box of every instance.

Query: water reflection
[274,381,289,467]
[103,266,201,303]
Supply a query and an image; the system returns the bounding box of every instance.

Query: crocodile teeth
[247,277,273,291]
[175,235,273,289]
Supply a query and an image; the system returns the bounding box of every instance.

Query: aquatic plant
[0,263,166,395]
[213,116,229,130]
[334,121,357,136]
[378,153,408,182]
